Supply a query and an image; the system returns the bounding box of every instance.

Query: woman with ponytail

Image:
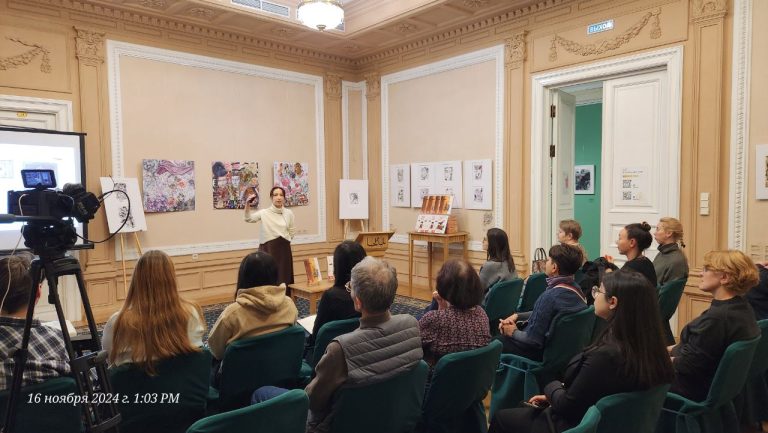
[653,217,689,285]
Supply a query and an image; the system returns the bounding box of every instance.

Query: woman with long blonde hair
[102,250,205,373]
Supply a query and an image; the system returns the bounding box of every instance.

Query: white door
[550,90,576,244]
[601,71,677,267]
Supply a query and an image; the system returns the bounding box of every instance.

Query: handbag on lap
[531,248,547,273]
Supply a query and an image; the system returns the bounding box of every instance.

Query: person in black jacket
[615,221,657,287]
[489,271,674,433]
[669,250,760,401]
[746,260,768,321]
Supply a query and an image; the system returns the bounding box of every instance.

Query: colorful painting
[142,159,195,212]
[211,161,259,209]
[273,162,309,207]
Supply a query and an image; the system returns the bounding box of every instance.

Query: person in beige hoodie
[208,251,298,361]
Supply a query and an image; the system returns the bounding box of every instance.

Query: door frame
[530,46,683,261]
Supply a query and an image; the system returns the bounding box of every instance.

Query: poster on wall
[339,179,369,220]
[434,160,463,208]
[574,165,595,195]
[619,167,649,205]
[142,159,195,212]
[757,144,768,200]
[463,159,492,210]
[273,162,309,207]
[211,161,259,209]
[411,162,434,207]
[99,177,147,233]
[390,164,411,207]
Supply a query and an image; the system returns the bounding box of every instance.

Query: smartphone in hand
[521,401,549,409]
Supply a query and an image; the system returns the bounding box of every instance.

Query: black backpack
[579,257,619,305]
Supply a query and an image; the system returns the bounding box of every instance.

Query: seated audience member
[615,222,657,287]
[489,271,674,433]
[498,244,587,361]
[653,217,689,285]
[207,251,297,361]
[307,241,365,350]
[669,250,760,401]
[252,257,422,433]
[102,250,205,373]
[419,259,491,365]
[558,219,588,264]
[480,228,518,293]
[0,254,70,389]
[746,260,768,321]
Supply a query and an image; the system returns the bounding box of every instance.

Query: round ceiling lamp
[297,0,344,31]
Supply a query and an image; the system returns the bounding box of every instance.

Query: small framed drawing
[574,165,595,195]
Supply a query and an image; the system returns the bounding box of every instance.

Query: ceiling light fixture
[297,0,344,31]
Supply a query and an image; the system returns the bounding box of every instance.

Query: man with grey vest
[251,256,422,433]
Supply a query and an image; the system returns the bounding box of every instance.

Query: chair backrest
[518,273,547,312]
[422,340,503,433]
[747,320,768,379]
[593,384,670,433]
[537,307,596,379]
[657,278,688,320]
[701,335,761,408]
[0,377,82,433]
[331,360,429,433]
[219,325,305,409]
[109,349,212,433]
[563,405,601,433]
[484,279,524,336]
[311,318,360,367]
[186,389,309,433]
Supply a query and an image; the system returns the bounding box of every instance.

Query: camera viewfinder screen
[22,169,56,188]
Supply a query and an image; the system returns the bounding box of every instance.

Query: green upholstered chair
[658,336,761,433]
[109,349,212,433]
[0,377,82,433]
[483,279,524,337]
[593,384,670,433]
[421,340,503,433]
[186,389,308,433]
[210,325,305,411]
[518,273,547,312]
[330,360,429,433]
[734,320,768,428]
[657,278,688,345]
[299,317,360,379]
[563,406,601,433]
[490,306,595,417]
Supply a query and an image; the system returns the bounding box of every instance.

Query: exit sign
[588,20,614,35]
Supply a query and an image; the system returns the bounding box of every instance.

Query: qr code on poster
[622,180,632,188]
[622,191,632,200]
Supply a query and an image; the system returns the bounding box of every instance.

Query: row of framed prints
[390,159,492,210]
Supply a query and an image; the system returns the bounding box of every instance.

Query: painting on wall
[463,159,492,210]
[411,163,434,207]
[435,160,463,208]
[757,144,768,200]
[100,177,147,233]
[211,161,259,209]
[390,164,411,207]
[574,165,595,195]
[273,162,309,206]
[339,179,369,219]
[142,159,195,212]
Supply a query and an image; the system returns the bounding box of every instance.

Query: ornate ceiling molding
[74,26,106,65]
[325,72,342,100]
[691,0,727,22]
[549,8,661,62]
[505,31,527,69]
[0,37,52,73]
[364,72,380,100]
[463,0,490,8]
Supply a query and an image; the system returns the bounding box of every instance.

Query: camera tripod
[2,251,121,433]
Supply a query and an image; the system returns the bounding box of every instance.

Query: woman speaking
[244,186,295,286]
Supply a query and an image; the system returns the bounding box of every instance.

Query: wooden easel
[119,232,143,294]
[343,219,368,240]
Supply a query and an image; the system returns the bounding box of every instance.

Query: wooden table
[408,231,469,295]
[288,280,334,315]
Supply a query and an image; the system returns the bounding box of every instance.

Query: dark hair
[595,271,674,388]
[625,222,653,252]
[486,228,515,273]
[270,186,286,198]
[436,259,484,309]
[548,244,583,275]
[0,254,33,314]
[559,219,583,241]
[333,241,367,287]
[236,251,279,297]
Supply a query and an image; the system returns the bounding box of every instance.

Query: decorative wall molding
[381,45,505,252]
[0,37,52,73]
[0,93,74,133]
[505,31,527,69]
[549,9,661,62]
[342,80,367,180]
[325,72,342,100]
[74,27,106,65]
[728,0,752,250]
[691,0,727,21]
[364,72,380,100]
[106,40,327,257]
